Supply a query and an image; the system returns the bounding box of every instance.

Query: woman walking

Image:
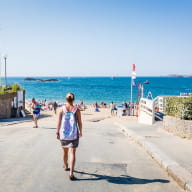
[56,93,82,180]
[31,98,41,128]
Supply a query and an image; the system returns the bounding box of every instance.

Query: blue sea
[4,77,192,104]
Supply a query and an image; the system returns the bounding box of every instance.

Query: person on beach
[53,101,58,114]
[122,101,128,115]
[123,101,128,109]
[94,102,100,112]
[110,101,117,115]
[31,98,41,128]
[56,93,82,180]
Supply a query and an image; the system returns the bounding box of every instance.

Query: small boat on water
[144,80,150,84]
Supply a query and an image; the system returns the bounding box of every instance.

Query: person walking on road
[56,93,82,180]
[31,98,41,128]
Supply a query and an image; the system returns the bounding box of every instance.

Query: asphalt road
[0,116,183,192]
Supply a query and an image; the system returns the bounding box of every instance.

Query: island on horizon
[24,77,59,82]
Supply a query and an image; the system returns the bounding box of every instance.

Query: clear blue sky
[0,0,191,76]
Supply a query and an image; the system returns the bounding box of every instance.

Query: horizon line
[6,75,192,78]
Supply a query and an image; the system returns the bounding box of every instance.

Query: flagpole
[0,55,1,87]
[130,77,133,103]
[0,54,2,87]
[130,64,136,104]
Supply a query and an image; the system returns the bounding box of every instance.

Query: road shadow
[87,116,111,122]
[0,113,52,124]
[38,114,52,119]
[74,170,170,185]
[41,127,56,129]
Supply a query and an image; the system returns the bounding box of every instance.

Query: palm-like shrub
[0,84,24,94]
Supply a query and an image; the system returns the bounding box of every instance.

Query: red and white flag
[132,64,136,79]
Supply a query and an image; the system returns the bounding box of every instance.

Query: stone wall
[0,92,17,119]
[163,116,192,139]
[0,91,25,119]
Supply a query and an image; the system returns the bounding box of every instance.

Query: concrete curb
[114,122,192,192]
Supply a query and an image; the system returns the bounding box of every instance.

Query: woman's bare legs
[33,114,38,128]
[69,148,76,177]
[62,148,69,169]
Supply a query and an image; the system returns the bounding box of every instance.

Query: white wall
[138,98,155,125]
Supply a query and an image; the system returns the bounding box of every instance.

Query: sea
[3,77,192,105]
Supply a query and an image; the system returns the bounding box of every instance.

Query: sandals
[63,164,76,180]
[69,174,76,180]
[63,164,70,171]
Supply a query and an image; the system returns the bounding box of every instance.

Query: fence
[116,103,139,117]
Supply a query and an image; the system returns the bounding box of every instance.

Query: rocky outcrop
[24,78,58,82]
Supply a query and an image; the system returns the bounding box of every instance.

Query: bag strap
[72,106,79,113]
[62,105,67,114]
[62,105,78,114]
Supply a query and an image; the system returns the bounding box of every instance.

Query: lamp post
[138,80,150,100]
[141,84,144,98]
[142,80,150,98]
[4,55,8,88]
[0,54,1,87]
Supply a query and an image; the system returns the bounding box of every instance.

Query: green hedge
[0,83,24,94]
[165,96,192,120]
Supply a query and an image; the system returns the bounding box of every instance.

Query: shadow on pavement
[38,114,52,119]
[0,114,51,123]
[74,170,170,184]
[0,114,53,127]
[41,127,56,129]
